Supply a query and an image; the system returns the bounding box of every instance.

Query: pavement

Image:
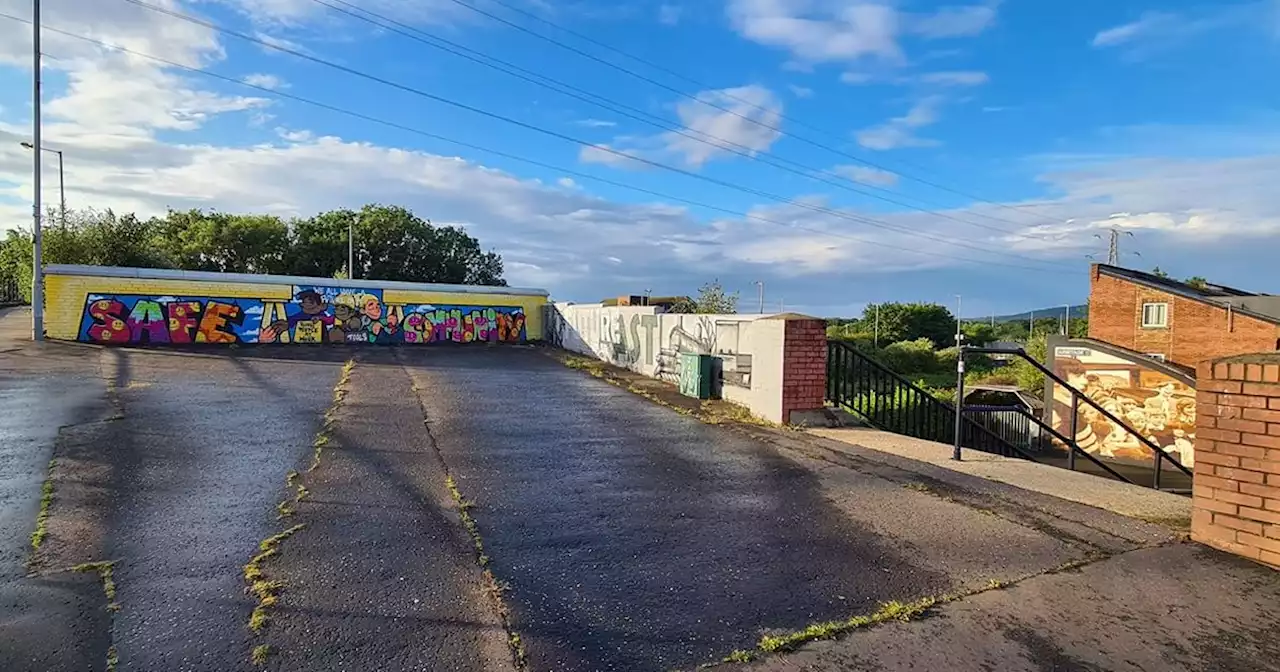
[0,305,1276,672]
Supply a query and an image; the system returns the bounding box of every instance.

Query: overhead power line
[304,0,1039,240]
[111,0,1075,270]
[0,12,1076,276]
[437,0,1068,228]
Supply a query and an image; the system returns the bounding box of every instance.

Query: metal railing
[826,341,1033,459]
[964,405,1045,455]
[961,347,1193,491]
[0,278,24,306]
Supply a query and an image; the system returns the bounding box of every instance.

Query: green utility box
[678,352,716,399]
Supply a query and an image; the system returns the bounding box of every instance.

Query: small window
[1141,302,1168,328]
[1146,353,1167,362]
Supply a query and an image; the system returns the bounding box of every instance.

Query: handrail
[1006,407,1136,485]
[828,341,1034,460]
[965,346,1193,485]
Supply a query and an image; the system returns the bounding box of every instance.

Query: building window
[1146,353,1167,362]
[1141,302,1168,328]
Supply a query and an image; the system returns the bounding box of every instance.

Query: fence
[826,341,1032,459]
[0,278,23,306]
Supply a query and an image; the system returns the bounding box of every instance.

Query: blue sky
[1,0,1278,318]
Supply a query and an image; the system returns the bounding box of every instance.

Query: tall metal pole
[755,281,764,314]
[1063,304,1070,336]
[954,295,962,346]
[347,216,354,279]
[1029,310,1034,339]
[952,347,965,461]
[30,0,44,341]
[56,149,64,228]
[873,304,879,348]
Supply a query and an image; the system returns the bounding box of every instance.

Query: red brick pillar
[781,317,828,424]
[1193,355,1280,568]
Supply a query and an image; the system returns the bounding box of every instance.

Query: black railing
[962,347,1194,491]
[965,405,1044,455]
[826,341,1033,459]
[0,278,23,306]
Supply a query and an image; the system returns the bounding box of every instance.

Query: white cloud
[726,0,903,64]
[659,4,682,26]
[1092,12,1176,47]
[242,73,288,90]
[907,2,1000,38]
[577,143,650,169]
[581,85,784,169]
[726,0,1000,66]
[575,118,617,128]
[833,165,899,187]
[855,96,944,150]
[788,84,814,98]
[840,71,876,85]
[919,70,989,86]
[661,85,783,167]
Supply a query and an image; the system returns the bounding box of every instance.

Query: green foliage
[856,302,958,347]
[669,279,738,314]
[0,204,506,299]
[879,338,940,375]
[1185,276,1208,290]
[1151,266,1170,279]
[960,321,996,346]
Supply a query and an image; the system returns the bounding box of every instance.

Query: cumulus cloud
[658,4,682,26]
[726,0,1000,66]
[242,73,288,90]
[1092,11,1178,47]
[833,165,899,187]
[918,70,989,86]
[579,85,784,169]
[855,96,944,150]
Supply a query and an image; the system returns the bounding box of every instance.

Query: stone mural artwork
[78,287,527,345]
[1050,346,1196,468]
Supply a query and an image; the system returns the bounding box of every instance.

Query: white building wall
[549,303,790,423]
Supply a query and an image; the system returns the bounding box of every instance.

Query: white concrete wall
[549,303,790,423]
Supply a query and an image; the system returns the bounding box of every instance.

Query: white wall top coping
[44,264,550,298]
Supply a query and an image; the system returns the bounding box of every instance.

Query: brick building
[1088,264,1280,371]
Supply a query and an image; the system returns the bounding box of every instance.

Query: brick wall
[1088,267,1278,370]
[781,318,827,424]
[1192,354,1280,569]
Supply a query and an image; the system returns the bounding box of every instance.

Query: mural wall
[79,286,527,345]
[1049,344,1196,468]
[548,304,760,388]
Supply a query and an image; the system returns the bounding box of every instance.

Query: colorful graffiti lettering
[78,287,528,345]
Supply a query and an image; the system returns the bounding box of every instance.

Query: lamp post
[754,280,764,314]
[347,216,354,280]
[20,141,64,228]
[29,0,43,341]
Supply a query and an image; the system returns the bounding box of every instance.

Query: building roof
[1096,264,1280,326]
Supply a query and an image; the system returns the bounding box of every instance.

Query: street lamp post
[754,280,764,314]
[30,0,43,341]
[20,141,64,228]
[348,217,354,280]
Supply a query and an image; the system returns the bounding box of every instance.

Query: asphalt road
[404,348,1078,671]
[0,313,1275,672]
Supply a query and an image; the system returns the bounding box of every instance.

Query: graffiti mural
[78,287,527,345]
[1049,345,1196,468]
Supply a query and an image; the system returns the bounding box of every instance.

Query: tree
[670,280,738,314]
[860,302,957,348]
[1151,266,1171,279]
[151,209,290,274]
[288,204,506,285]
[1185,276,1208,290]
[960,322,996,346]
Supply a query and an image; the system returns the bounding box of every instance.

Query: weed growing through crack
[243,524,306,633]
[71,561,122,668]
[756,596,938,653]
[445,473,527,669]
[29,459,57,553]
[251,644,271,666]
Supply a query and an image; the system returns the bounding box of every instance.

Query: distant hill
[968,304,1088,323]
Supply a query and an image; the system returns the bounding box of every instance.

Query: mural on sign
[1049,346,1196,468]
[78,287,527,345]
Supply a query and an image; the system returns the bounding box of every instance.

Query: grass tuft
[251,644,271,666]
[756,596,938,654]
[724,649,756,663]
[29,459,57,552]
